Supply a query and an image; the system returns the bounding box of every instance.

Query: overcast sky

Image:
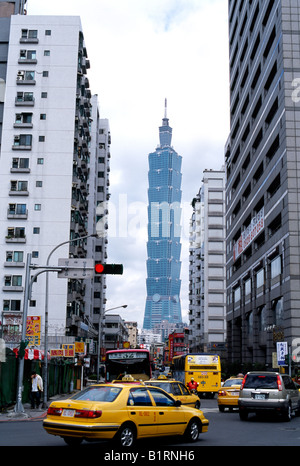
[27,0,230,328]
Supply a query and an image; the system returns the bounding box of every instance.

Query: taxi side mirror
[175,400,182,407]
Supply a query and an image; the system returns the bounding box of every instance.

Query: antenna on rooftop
[164,98,167,118]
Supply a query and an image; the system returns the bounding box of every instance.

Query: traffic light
[95,263,123,275]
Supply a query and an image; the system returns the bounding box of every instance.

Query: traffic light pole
[14,253,31,414]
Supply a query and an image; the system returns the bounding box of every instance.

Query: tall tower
[143,101,182,330]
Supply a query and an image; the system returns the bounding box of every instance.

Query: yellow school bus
[172,353,221,398]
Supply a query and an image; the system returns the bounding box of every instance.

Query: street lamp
[97,304,127,383]
[42,232,98,408]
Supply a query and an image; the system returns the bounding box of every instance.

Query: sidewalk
[0,392,74,422]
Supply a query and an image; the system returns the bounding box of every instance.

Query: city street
[1,397,300,450]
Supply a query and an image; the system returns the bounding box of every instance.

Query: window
[33,227,40,234]
[148,388,175,407]
[128,388,152,406]
[271,256,282,279]
[42,71,49,77]
[12,158,29,169]
[21,29,38,39]
[41,92,47,98]
[256,268,264,288]
[16,92,34,103]
[19,50,37,61]
[258,305,267,331]
[36,181,43,187]
[13,134,32,147]
[44,50,50,56]
[8,203,26,215]
[6,251,24,263]
[7,227,25,239]
[45,30,51,36]
[34,204,41,211]
[3,300,21,311]
[32,251,39,258]
[245,278,251,296]
[4,275,22,287]
[234,287,241,303]
[246,312,253,335]
[17,70,35,81]
[15,113,33,125]
[39,136,45,142]
[37,158,44,164]
[40,114,46,120]
[272,297,283,326]
[10,180,28,192]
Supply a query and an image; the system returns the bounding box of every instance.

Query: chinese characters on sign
[233,208,264,261]
[26,316,41,347]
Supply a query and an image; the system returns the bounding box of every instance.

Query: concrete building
[0,14,108,350]
[225,0,300,368]
[189,168,226,354]
[103,314,129,351]
[125,321,138,348]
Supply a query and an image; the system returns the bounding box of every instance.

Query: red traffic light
[95,264,105,274]
[94,263,123,275]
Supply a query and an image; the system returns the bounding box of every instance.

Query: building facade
[226,0,300,367]
[189,169,226,354]
[143,102,183,329]
[0,14,108,351]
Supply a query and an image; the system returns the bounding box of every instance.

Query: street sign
[277,341,288,366]
[57,258,94,279]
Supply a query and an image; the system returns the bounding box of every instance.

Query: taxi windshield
[71,386,122,402]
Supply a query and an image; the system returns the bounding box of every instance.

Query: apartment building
[226,0,300,367]
[189,168,226,354]
[0,15,108,349]
[0,1,27,146]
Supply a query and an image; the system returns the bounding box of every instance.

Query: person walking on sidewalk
[30,371,43,409]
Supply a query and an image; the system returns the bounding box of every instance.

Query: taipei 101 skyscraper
[143,101,182,330]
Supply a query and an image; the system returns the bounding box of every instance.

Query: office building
[189,168,226,354]
[226,0,300,367]
[143,101,183,329]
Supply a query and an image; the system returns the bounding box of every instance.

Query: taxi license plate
[231,391,239,396]
[254,394,266,400]
[62,409,75,417]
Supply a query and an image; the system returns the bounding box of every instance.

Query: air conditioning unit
[17,71,24,81]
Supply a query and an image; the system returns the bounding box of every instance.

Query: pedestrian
[30,371,43,409]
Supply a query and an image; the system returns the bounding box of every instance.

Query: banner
[26,316,41,347]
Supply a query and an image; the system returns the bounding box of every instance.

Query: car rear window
[71,386,122,402]
[223,379,243,387]
[243,374,278,389]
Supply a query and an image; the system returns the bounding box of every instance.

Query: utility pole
[14,253,31,414]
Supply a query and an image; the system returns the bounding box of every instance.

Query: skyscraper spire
[160,98,172,146]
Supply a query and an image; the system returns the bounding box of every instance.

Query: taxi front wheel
[184,418,200,442]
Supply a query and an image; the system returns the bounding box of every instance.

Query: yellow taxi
[43,383,209,447]
[217,377,244,412]
[146,375,201,409]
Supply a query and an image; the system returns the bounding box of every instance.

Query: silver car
[238,371,300,421]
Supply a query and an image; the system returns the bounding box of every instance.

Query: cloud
[28,0,230,328]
